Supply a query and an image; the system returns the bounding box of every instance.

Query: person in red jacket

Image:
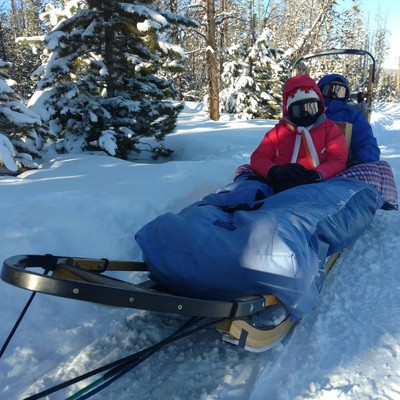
[250,74,348,193]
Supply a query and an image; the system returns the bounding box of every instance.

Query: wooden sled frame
[335,121,352,152]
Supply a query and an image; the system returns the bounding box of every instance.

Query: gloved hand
[267,164,321,193]
[267,163,308,193]
[304,169,322,183]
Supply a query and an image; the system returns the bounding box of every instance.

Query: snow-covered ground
[0,102,400,400]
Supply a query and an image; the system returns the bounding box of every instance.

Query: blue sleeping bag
[135,176,383,320]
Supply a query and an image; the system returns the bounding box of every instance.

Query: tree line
[0,0,397,172]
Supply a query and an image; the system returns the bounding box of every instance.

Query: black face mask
[288,99,323,127]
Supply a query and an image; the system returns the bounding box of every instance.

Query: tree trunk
[169,0,183,100]
[104,14,115,98]
[0,23,7,60]
[204,0,220,121]
[219,0,227,73]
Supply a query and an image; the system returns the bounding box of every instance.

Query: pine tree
[28,0,196,160]
[1,0,44,99]
[376,71,398,102]
[0,60,52,173]
[220,28,286,120]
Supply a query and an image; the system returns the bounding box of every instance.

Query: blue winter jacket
[318,74,380,163]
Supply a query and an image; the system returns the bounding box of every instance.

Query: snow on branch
[99,130,117,156]
[0,133,17,172]
[137,20,162,32]
[122,4,168,27]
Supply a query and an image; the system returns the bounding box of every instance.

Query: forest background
[0,0,397,173]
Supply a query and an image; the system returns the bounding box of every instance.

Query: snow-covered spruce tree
[29,0,197,160]
[376,72,398,102]
[0,60,52,173]
[9,0,44,99]
[220,28,287,120]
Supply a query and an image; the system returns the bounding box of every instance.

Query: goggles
[320,82,349,100]
[288,99,321,119]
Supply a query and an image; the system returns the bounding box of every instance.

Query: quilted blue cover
[135,177,383,319]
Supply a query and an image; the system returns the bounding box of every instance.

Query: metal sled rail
[292,48,376,80]
[1,254,269,319]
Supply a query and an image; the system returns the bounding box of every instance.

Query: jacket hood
[317,73,350,105]
[282,75,325,117]
[317,73,348,88]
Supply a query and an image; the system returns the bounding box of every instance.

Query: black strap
[0,291,36,359]
[0,268,50,360]
[238,329,249,348]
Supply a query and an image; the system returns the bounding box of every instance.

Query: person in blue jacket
[317,73,380,166]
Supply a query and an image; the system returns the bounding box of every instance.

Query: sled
[2,123,394,353]
[5,167,381,353]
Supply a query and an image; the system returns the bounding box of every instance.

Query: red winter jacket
[250,75,348,180]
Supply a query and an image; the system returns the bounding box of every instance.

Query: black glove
[303,169,322,183]
[267,164,321,193]
[267,164,308,193]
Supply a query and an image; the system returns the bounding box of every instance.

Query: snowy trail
[0,102,399,400]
